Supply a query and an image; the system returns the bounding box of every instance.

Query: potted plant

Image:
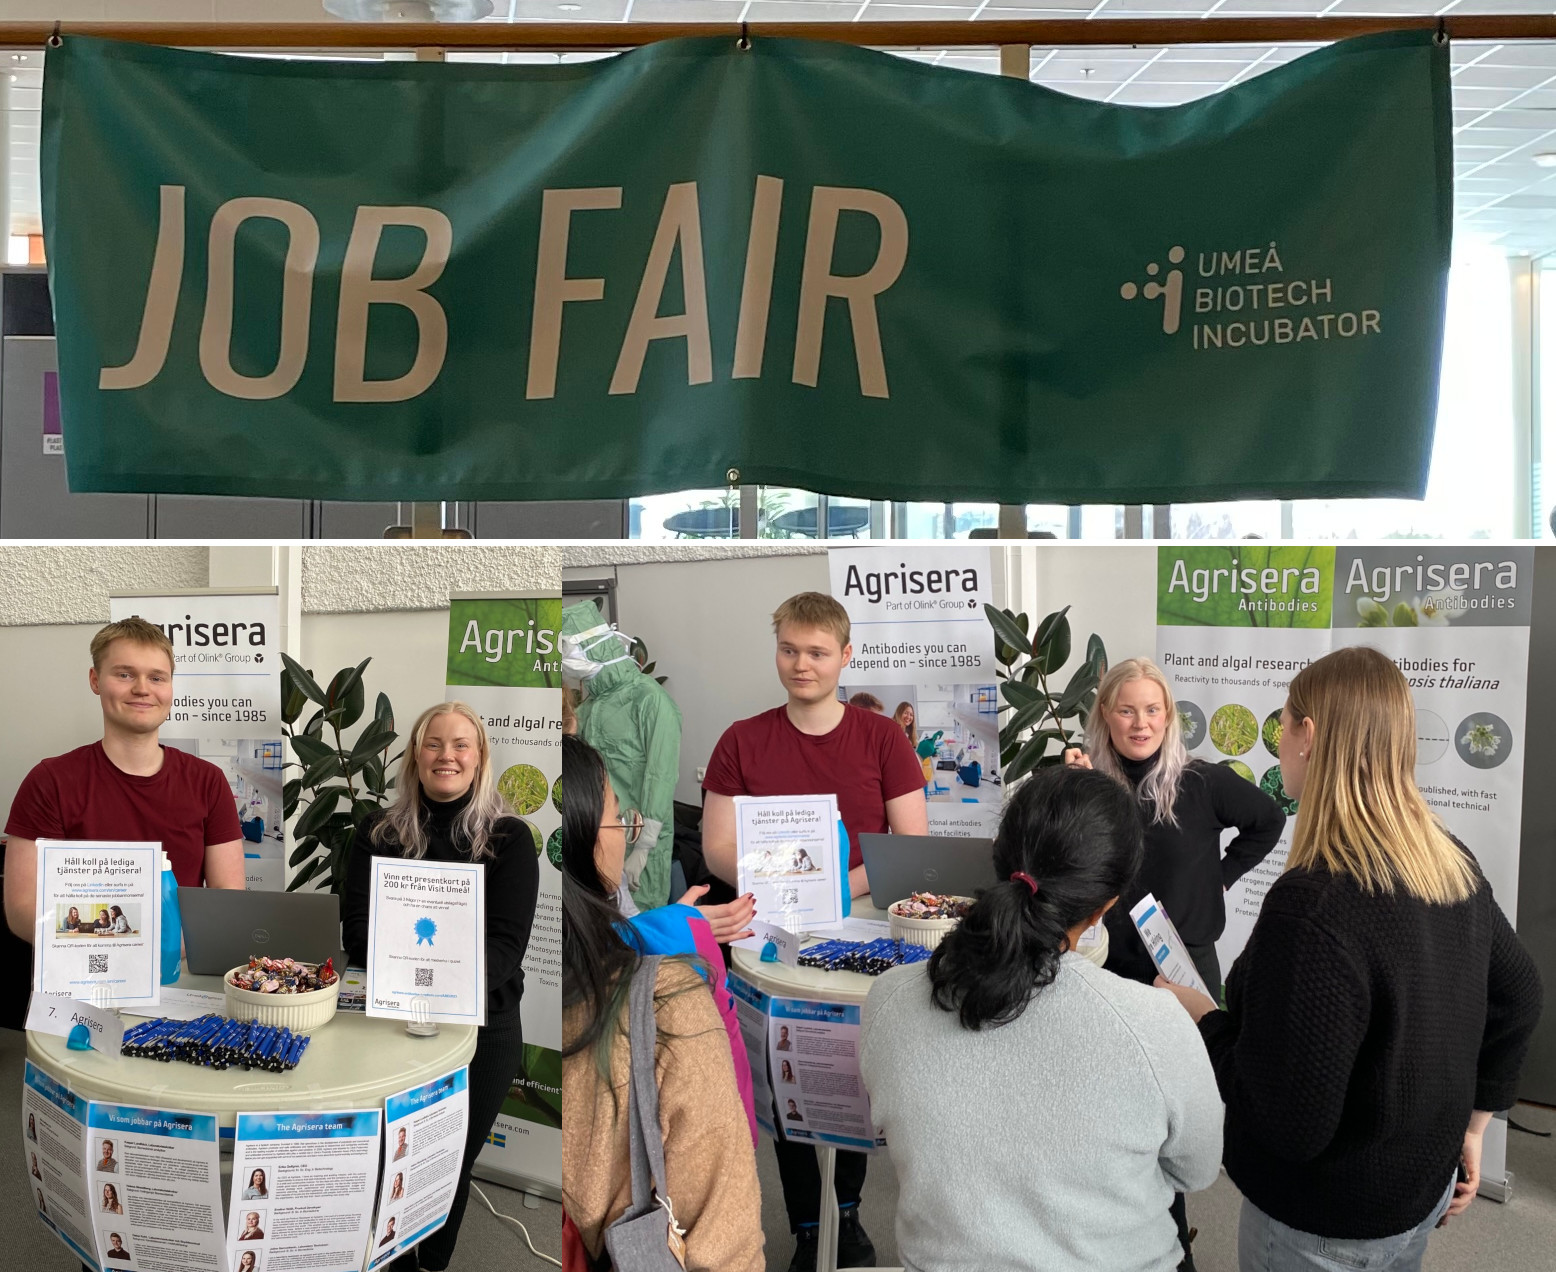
[280,654,401,894]
[984,604,1108,786]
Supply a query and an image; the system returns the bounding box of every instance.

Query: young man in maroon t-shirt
[4,617,245,943]
[703,591,926,1272]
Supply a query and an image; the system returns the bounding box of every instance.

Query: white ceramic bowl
[223,964,341,1031]
[888,897,973,951]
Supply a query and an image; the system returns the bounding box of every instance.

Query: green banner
[43,32,1450,503]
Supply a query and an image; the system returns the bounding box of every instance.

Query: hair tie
[1011,871,1039,895]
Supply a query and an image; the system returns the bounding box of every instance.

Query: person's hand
[1441,1125,1483,1224]
[1063,748,1093,769]
[1154,975,1219,1023]
[677,885,757,943]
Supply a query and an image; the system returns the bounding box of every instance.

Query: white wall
[1022,545,1158,690]
[0,548,209,625]
[302,545,559,614]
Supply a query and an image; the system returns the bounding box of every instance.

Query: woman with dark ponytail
[859,765,1224,1272]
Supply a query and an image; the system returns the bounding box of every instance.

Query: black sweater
[344,790,539,1027]
[1104,755,1285,982]
[1197,859,1543,1239]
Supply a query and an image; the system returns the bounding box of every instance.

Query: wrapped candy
[230,955,338,994]
[889,892,974,921]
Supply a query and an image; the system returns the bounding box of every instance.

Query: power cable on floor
[471,1183,562,1267]
[1508,1117,1552,1137]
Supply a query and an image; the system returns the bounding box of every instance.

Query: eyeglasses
[602,808,643,846]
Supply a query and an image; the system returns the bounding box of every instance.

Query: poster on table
[366,1068,471,1270]
[110,590,285,891]
[444,593,562,1192]
[829,545,1003,837]
[86,1103,226,1272]
[728,975,777,1138]
[733,794,842,933]
[23,1060,98,1269]
[366,859,487,1027]
[47,34,1449,507]
[228,1109,383,1272]
[766,997,883,1153]
[32,841,160,1008]
[1154,544,1534,1192]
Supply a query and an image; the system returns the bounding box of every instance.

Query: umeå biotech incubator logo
[1119,241,1383,352]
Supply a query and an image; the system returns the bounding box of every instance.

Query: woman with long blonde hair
[1066,658,1284,999]
[1160,647,1542,1272]
[343,702,539,1272]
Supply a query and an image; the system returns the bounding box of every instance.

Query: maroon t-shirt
[703,705,924,869]
[6,743,242,887]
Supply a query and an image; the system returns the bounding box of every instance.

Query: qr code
[88,955,108,975]
[415,967,433,987]
[777,888,799,907]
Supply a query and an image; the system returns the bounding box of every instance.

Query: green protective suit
[561,601,682,910]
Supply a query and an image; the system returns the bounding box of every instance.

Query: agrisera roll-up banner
[1155,545,1534,1193]
[43,31,1449,504]
[109,590,285,891]
[445,594,562,1194]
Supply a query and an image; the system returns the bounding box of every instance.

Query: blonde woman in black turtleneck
[344,703,538,1272]
[1067,657,1283,1272]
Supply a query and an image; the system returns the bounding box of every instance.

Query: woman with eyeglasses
[561,733,763,1270]
[344,702,539,1272]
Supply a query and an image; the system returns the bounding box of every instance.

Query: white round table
[27,964,478,1135]
[730,898,1107,1272]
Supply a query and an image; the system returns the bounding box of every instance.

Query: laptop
[180,888,343,977]
[858,834,998,907]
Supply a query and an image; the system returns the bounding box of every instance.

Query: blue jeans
[1238,1178,1455,1272]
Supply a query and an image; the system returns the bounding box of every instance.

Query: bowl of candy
[224,956,342,1030]
[888,892,975,950]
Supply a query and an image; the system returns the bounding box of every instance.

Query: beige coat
[563,959,764,1272]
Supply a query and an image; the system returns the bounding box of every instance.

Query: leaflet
[23,1060,99,1269]
[768,997,881,1152]
[33,841,160,1008]
[734,795,842,934]
[728,974,776,1138]
[87,1102,226,1272]
[229,1109,383,1272]
[367,858,486,1026]
[366,1068,470,1270]
[1129,893,1208,996]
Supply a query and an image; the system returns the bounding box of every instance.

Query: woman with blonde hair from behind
[1159,647,1542,1272]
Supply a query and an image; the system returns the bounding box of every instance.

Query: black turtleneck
[344,788,539,1026]
[1103,753,1286,982]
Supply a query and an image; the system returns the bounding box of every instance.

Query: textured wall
[562,543,826,568]
[301,545,562,613]
[0,548,209,627]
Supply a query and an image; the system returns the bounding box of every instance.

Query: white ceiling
[3,1,1556,253]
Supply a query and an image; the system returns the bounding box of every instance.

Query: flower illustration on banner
[1356,590,1463,627]
[1460,720,1503,758]
[414,916,437,946]
[1179,710,1200,744]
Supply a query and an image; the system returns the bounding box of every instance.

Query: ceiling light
[1534,152,1556,168]
[559,3,583,8]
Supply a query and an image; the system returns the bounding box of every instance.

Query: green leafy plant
[280,653,402,895]
[985,604,1108,787]
[627,636,669,687]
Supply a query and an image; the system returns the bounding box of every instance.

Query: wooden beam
[2,17,1554,53]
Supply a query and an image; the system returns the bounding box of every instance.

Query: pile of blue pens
[798,938,933,976]
[120,1014,312,1072]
